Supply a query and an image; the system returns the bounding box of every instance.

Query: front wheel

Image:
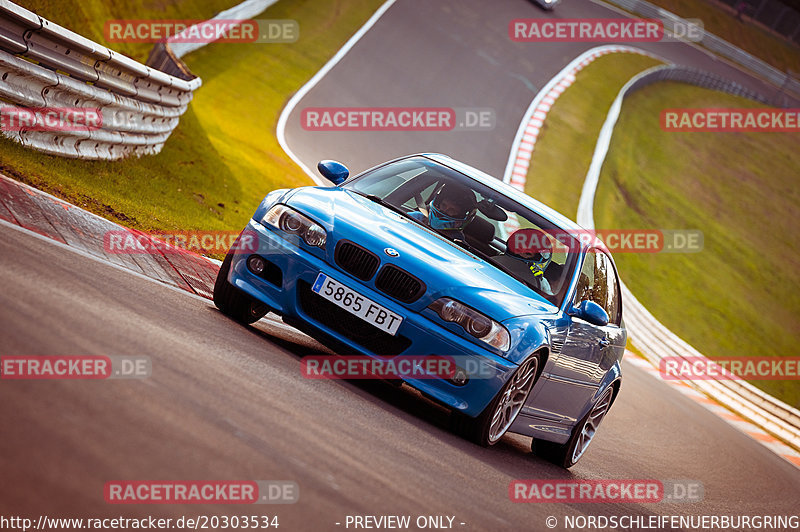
[452,353,541,447]
[213,251,270,324]
[533,385,614,468]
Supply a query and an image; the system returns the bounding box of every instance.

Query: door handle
[598,338,610,347]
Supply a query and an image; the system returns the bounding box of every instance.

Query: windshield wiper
[355,192,420,221]
[456,239,515,278]
[455,239,546,296]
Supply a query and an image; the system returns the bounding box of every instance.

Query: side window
[574,250,595,304]
[593,251,621,325]
[573,250,621,325]
[603,254,622,325]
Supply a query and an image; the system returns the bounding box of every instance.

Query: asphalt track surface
[2,0,800,530]
[2,220,800,530]
[283,0,799,177]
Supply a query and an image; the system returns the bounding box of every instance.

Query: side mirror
[568,300,609,327]
[317,160,349,185]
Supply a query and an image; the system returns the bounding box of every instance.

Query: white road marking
[276,0,399,185]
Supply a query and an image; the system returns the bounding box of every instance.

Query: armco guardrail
[168,0,277,59]
[146,0,277,77]
[0,0,200,160]
[625,64,770,103]
[605,0,800,103]
[577,64,800,451]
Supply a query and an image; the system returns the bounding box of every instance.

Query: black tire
[451,353,542,447]
[532,434,576,469]
[213,251,270,324]
[532,386,614,468]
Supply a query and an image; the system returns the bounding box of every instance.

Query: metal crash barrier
[0,0,201,160]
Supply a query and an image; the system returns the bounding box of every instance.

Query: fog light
[247,255,266,275]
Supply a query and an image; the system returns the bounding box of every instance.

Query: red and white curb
[0,173,220,299]
[501,45,658,235]
[625,355,800,468]
[502,47,800,470]
[502,45,658,192]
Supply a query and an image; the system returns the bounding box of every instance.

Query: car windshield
[343,157,580,306]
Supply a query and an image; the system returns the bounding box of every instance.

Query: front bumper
[227,220,517,417]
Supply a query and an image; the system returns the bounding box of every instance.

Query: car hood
[285,187,557,321]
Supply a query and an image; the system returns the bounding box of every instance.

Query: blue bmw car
[214,154,626,468]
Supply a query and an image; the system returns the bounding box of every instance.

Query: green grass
[524,53,664,218]
[595,84,800,406]
[0,0,385,236]
[21,0,245,63]
[644,0,800,75]
[525,52,799,407]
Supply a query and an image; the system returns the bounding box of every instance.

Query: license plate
[311,273,403,336]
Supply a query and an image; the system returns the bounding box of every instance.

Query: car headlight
[429,298,510,351]
[262,204,327,248]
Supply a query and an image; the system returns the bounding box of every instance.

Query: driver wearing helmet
[409,182,478,242]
